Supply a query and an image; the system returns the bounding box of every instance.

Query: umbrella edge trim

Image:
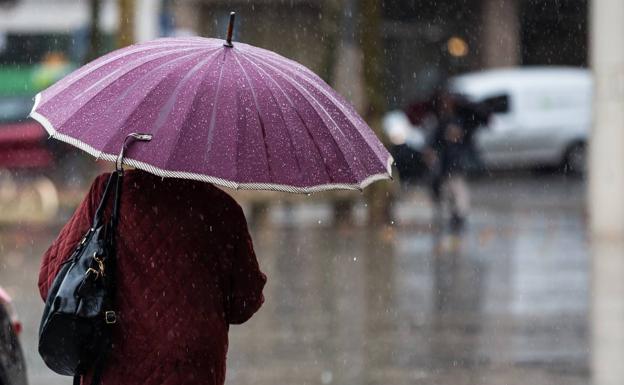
[30,93,393,194]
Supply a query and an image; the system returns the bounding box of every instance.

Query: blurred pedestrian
[38,169,266,385]
[424,90,489,233]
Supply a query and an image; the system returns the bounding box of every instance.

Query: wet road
[0,174,589,385]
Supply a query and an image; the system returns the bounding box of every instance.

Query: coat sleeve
[38,174,108,301]
[225,204,267,325]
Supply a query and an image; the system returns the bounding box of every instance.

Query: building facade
[0,0,588,109]
[178,0,587,110]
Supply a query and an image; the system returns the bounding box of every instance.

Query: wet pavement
[0,174,590,385]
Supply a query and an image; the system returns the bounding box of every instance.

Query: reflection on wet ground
[0,175,589,385]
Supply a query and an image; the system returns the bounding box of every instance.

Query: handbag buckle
[93,253,105,277]
[105,311,117,324]
[85,268,100,279]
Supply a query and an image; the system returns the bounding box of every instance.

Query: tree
[86,0,102,63]
[319,0,342,85]
[118,0,135,48]
[359,0,393,226]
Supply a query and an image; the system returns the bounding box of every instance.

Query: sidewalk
[0,173,588,385]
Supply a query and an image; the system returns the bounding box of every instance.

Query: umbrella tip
[224,11,236,48]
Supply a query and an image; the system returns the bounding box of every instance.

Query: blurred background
[0,0,622,385]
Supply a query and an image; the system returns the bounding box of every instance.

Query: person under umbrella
[33,13,392,385]
[424,89,489,234]
[39,164,266,385]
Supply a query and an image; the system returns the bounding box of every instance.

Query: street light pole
[480,0,520,68]
[590,2,624,385]
[360,0,393,227]
[590,0,624,240]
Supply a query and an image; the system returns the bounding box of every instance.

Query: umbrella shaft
[225,12,236,47]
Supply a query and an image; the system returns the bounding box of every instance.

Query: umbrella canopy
[30,35,392,193]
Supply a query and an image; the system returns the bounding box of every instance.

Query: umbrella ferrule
[224,12,236,48]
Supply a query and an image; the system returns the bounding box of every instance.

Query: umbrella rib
[54,50,207,147]
[137,37,210,46]
[162,51,224,171]
[232,53,275,184]
[204,51,228,166]
[41,45,165,99]
[53,50,203,129]
[243,53,363,181]
[45,45,207,101]
[234,53,305,178]
[100,50,208,123]
[247,50,360,121]
[153,51,222,137]
[72,47,209,101]
[237,53,334,183]
[246,50,389,171]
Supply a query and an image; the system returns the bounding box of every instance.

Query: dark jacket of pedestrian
[427,98,490,177]
[38,170,267,385]
[428,115,471,176]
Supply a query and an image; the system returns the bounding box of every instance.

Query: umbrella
[30,13,392,193]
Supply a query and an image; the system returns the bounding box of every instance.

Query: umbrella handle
[224,12,235,47]
[115,133,153,174]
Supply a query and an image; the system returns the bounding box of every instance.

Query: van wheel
[563,143,586,176]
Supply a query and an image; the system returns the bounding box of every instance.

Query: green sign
[0,64,74,96]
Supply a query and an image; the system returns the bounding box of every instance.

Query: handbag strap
[92,172,120,230]
[111,171,122,229]
[92,132,152,230]
[80,133,150,385]
[96,132,150,230]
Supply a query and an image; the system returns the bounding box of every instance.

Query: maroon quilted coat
[39,170,266,385]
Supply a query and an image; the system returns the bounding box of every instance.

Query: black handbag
[38,133,152,385]
[39,170,121,385]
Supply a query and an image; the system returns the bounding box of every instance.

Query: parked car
[0,288,27,385]
[0,63,78,174]
[449,67,591,174]
[0,94,54,171]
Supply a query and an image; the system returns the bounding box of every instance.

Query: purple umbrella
[30,15,392,193]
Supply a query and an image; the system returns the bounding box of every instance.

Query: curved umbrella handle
[115,133,153,174]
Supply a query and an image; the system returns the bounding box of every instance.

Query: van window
[481,94,510,114]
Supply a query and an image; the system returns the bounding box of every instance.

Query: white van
[449,67,592,173]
